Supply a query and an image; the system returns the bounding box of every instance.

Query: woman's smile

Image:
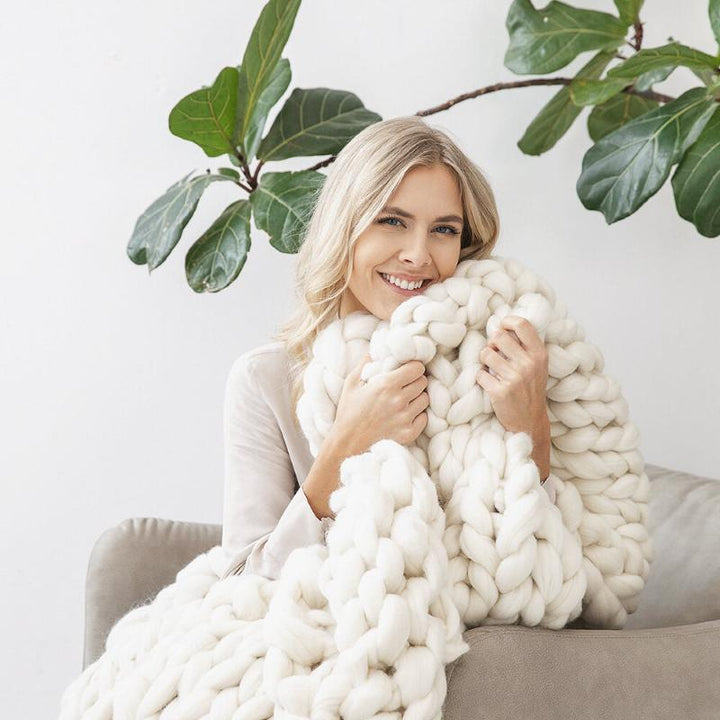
[377,271,432,297]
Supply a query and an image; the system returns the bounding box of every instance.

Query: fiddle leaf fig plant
[128,0,720,294]
[127,0,382,292]
[672,101,720,236]
[504,0,629,74]
[517,49,617,155]
[167,65,242,158]
[505,0,720,230]
[250,170,327,253]
[126,171,238,270]
[576,87,718,222]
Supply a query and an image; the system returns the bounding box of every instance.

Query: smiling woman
[340,163,465,314]
[221,116,507,578]
[218,114,563,589]
[272,116,501,421]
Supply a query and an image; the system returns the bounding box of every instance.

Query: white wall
[2,1,718,716]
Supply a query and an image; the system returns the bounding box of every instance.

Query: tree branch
[299,77,676,173]
[415,77,674,117]
[305,156,337,173]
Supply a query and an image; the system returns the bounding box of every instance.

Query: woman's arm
[220,353,326,580]
[302,427,360,521]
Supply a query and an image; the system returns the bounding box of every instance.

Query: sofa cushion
[624,462,720,629]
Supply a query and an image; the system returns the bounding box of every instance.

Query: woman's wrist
[530,416,551,483]
[303,430,354,520]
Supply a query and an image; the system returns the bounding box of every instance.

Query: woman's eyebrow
[381,205,463,224]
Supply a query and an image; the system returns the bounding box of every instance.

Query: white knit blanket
[58,255,653,720]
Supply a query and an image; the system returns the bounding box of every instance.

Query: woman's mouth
[377,272,432,297]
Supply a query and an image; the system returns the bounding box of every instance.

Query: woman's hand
[330,353,429,455]
[476,315,551,480]
[307,355,428,520]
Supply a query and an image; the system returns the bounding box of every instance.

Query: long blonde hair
[271,115,500,429]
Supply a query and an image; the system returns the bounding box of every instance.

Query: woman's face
[339,163,464,320]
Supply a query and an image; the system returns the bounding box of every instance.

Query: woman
[220,116,552,580]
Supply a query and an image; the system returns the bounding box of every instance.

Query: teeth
[381,273,425,290]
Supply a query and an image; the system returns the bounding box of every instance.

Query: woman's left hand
[476,315,551,479]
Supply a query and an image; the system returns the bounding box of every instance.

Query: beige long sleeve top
[220,341,327,580]
[220,340,557,581]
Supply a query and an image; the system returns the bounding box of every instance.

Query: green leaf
[249,170,325,252]
[217,167,240,180]
[185,200,253,292]
[587,92,659,141]
[572,47,681,110]
[234,0,301,158]
[242,57,292,163]
[691,66,719,87]
[168,67,238,158]
[504,0,627,75]
[711,0,720,47]
[517,50,615,156]
[607,42,720,81]
[613,0,644,25]
[257,88,382,161]
[634,65,675,92]
[569,77,632,107]
[576,87,717,223]
[127,171,234,271]
[672,105,720,237]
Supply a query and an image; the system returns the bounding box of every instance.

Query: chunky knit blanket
[58,255,653,720]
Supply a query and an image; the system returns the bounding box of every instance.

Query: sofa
[81,462,720,719]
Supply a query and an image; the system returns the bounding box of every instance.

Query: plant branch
[305,155,337,173]
[415,78,573,116]
[250,159,265,185]
[416,78,675,116]
[297,77,676,174]
[240,159,257,189]
[632,20,644,51]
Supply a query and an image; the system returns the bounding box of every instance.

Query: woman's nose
[399,231,432,264]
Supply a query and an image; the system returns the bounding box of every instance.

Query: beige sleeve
[220,354,325,580]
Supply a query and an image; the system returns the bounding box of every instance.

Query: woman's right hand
[330,353,429,454]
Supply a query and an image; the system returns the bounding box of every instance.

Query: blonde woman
[220,116,553,580]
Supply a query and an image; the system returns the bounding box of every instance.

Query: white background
[1,1,718,716]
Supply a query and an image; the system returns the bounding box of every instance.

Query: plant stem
[250,159,265,185]
[632,21,644,51]
[240,159,256,188]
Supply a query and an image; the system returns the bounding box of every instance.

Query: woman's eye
[378,217,459,235]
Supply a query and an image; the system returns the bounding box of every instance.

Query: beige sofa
[81,462,720,719]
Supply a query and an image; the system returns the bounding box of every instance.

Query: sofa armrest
[82,517,221,670]
[442,619,720,720]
